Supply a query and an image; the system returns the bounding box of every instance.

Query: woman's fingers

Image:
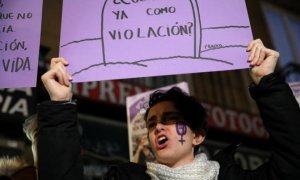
[247,39,266,66]
[55,62,72,86]
[50,57,69,69]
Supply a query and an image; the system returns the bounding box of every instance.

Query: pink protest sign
[0,0,43,88]
[60,0,252,83]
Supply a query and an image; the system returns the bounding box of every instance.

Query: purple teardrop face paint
[176,121,187,145]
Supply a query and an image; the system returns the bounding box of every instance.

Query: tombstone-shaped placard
[60,0,252,82]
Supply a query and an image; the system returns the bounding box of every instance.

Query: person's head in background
[0,156,27,178]
[0,114,38,180]
[144,87,208,168]
[23,114,38,167]
[0,156,36,180]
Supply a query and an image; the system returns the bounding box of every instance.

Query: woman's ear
[192,131,206,146]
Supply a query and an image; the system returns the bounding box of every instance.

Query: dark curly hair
[144,87,208,137]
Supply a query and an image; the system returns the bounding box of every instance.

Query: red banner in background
[72,80,269,139]
[202,103,268,139]
[72,80,149,106]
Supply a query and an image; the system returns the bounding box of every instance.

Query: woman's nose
[155,123,165,133]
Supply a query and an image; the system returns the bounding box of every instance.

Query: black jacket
[37,73,300,180]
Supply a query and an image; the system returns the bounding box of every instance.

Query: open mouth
[158,136,168,145]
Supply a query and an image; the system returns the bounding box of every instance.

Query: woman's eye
[146,121,156,129]
[164,116,181,124]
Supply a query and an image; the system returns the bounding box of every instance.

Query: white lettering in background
[99,81,117,103]
[0,88,32,117]
[80,81,97,97]
[202,103,268,139]
[234,152,265,170]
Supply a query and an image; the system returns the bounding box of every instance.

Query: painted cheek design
[176,122,187,145]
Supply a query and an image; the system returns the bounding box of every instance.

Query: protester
[23,114,38,167]
[0,114,38,180]
[0,156,27,177]
[0,156,36,180]
[37,39,300,180]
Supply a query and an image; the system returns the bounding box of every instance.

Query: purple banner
[60,0,252,83]
[0,0,43,88]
